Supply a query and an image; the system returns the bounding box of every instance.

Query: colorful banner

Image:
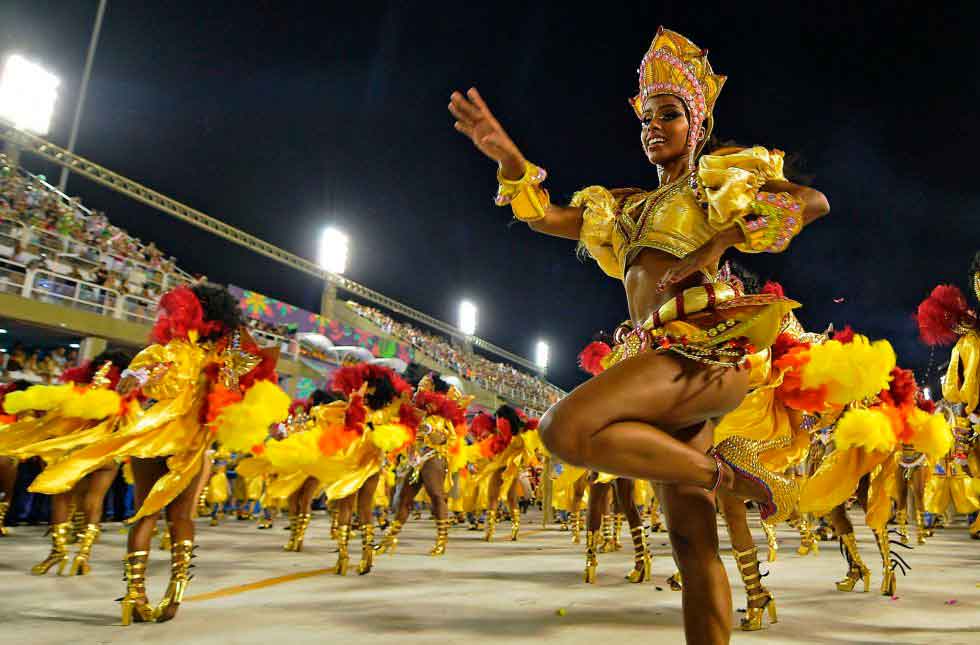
[229,285,415,363]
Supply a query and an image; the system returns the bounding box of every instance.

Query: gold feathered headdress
[630,27,726,155]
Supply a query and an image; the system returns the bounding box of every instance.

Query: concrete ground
[1,511,978,645]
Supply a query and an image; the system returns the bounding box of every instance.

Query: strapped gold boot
[761,520,778,562]
[796,517,819,556]
[283,514,298,551]
[32,522,71,575]
[159,526,171,551]
[376,518,403,555]
[612,513,624,550]
[625,525,651,583]
[649,503,666,533]
[156,539,195,623]
[583,530,599,584]
[895,509,909,545]
[197,487,209,517]
[69,508,85,544]
[0,500,10,536]
[510,506,521,541]
[67,523,101,575]
[357,524,376,574]
[119,550,156,625]
[836,532,871,592]
[333,525,350,575]
[484,509,497,542]
[915,510,930,544]
[734,546,777,631]
[874,529,911,597]
[329,508,340,541]
[599,513,616,553]
[430,518,450,556]
[293,513,312,552]
[571,509,582,544]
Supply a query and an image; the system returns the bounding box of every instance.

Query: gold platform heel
[376,519,403,555]
[915,510,931,544]
[895,509,909,545]
[484,509,497,542]
[761,520,778,562]
[156,539,195,623]
[119,550,156,625]
[571,509,582,544]
[666,571,683,591]
[0,500,10,536]
[734,546,777,631]
[68,523,101,575]
[333,524,350,575]
[875,530,904,597]
[625,525,651,583]
[836,532,871,592]
[357,524,376,574]
[714,436,799,524]
[430,518,450,556]
[583,530,599,584]
[293,513,312,552]
[31,522,71,575]
[796,517,819,556]
[510,506,521,542]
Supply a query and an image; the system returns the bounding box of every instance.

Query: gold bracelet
[735,191,803,253]
[494,161,550,222]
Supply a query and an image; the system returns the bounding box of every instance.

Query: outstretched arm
[449,87,583,241]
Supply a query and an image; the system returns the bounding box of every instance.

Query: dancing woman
[451,29,830,642]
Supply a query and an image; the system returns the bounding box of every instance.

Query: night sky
[2,1,978,392]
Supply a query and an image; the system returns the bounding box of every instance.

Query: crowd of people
[0,345,79,384]
[0,162,189,304]
[347,301,564,412]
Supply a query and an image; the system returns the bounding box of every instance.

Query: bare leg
[615,478,651,583]
[355,473,380,574]
[506,479,521,540]
[583,479,611,583]
[121,458,168,623]
[829,504,870,592]
[420,458,450,554]
[484,468,505,541]
[377,474,420,555]
[570,474,587,543]
[81,465,119,523]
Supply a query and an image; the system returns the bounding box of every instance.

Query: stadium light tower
[318,226,348,320]
[534,340,549,372]
[0,54,60,141]
[458,300,477,336]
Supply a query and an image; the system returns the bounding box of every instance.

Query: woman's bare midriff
[624,247,705,322]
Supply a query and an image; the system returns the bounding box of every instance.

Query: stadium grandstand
[0,126,565,415]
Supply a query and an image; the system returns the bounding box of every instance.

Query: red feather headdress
[150,286,224,344]
[916,284,977,346]
[578,341,611,376]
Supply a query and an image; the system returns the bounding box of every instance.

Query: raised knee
[539,408,586,467]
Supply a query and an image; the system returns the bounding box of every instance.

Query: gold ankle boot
[836,532,871,592]
[119,550,156,625]
[510,507,521,542]
[156,539,195,623]
[796,517,819,556]
[915,511,930,544]
[625,525,651,583]
[333,525,350,575]
[289,513,311,552]
[734,546,777,631]
[761,520,778,562]
[571,510,582,544]
[714,436,799,524]
[329,508,340,541]
[583,530,599,584]
[357,524,376,574]
[32,522,71,575]
[600,513,616,553]
[0,500,10,536]
[895,509,909,545]
[376,519,403,555]
[875,530,899,597]
[283,514,298,551]
[68,523,101,575]
[430,518,450,556]
[484,509,497,542]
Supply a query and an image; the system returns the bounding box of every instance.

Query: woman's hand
[656,228,743,292]
[449,88,525,179]
[116,376,140,396]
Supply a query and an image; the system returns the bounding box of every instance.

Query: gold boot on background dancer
[734,546,777,631]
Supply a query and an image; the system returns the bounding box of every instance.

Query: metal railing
[0,256,27,295]
[249,327,299,359]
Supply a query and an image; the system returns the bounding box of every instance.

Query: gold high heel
[761,520,778,562]
[625,525,651,583]
[796,517,819,556]
[333,524,350,575]
[430,518,450,556]
[583,530,599,583]
[484,509,497,542]
[376,519,403,555]
[510,506,520,542]
[0,500,10,536]
[666,571,683,591]
[358,524,376,574]
[836,532,871,592]
[68,523,101,575]
[734,546,777,631]
[31,522,71,575]
[714,436,799,524]
[895,509,909,545]
[156,539,195,623]
[571,509,582,544]
[119,550,156,625]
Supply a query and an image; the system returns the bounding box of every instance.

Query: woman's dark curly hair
[310,388,345,407]
[191,283,243,340]
[431,374,451,394]
[365,373,399,409]
[495,404,525,435]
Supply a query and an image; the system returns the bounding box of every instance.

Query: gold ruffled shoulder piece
[697,146,785,229]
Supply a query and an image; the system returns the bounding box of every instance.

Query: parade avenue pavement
[1,511,978,644]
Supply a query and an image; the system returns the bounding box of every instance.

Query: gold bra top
[573,146,785,280]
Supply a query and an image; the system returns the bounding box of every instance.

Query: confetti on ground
[944,600,958,605]
[556,608,566,616]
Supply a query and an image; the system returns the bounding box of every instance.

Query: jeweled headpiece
[630,27,726,156]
